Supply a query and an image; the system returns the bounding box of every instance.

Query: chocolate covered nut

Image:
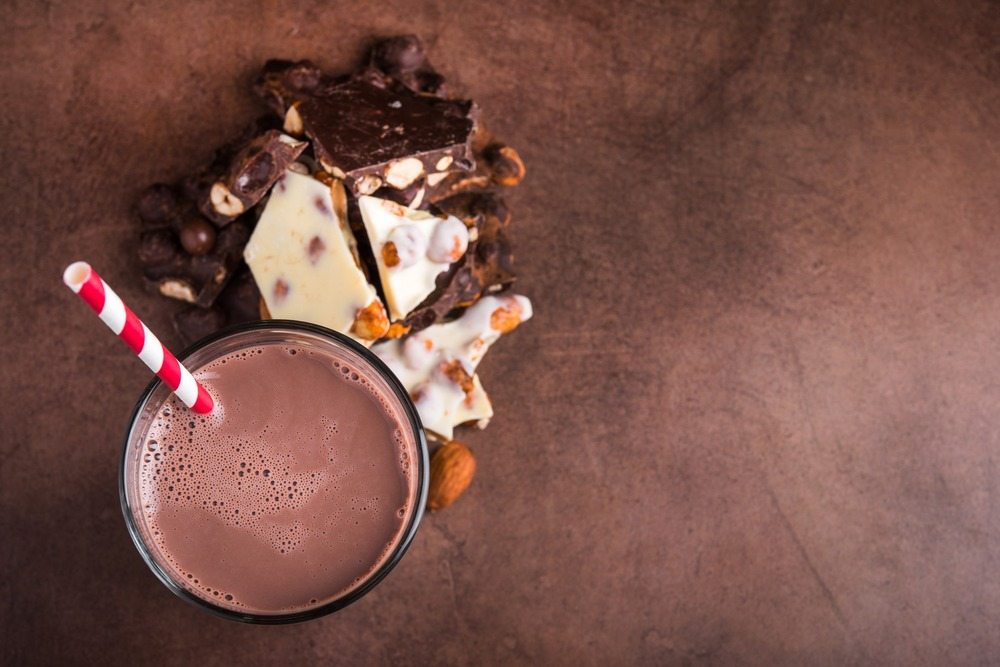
[371,35,426,76]
[253,59,325,115]
[179,216,217,255]
[138,228,181,267]
[142,219,251,308]
[199,131,307,225]
[298,79,478,197]
[482,144,526,186]
[173,305,226,345]
[369,35,447,96]
[136,183,179,225]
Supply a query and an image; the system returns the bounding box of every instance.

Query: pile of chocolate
[135,35,532,443]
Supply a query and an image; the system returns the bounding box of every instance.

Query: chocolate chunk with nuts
[197,130,307,225]
[140,219,251,308]
[297,79,478,197]
[253,59,327,115]
[402,192,516,331]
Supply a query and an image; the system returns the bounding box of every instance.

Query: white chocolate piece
[452,375,493,429]
[372,294,532,439]
[358,195,466,321]
[244,168,381,344]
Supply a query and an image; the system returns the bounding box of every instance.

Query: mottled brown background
[2,0,999,664]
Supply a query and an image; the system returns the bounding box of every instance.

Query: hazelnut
[371,35,426,75]
[382,241,401,268]
[383,157,425,190]
[490,302,523,333]
[179,217,217,255]
[439,360,475,394]
[355,174,383,195]
[158,279,197,303]
[283,103,304,135]
[209,182,246,218]
[385,322,411,339]
[351,300,390,340]
[426,171,448,187]
[483,144,526,186]
[328,178,348,221]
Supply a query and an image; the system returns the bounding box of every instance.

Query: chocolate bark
[298,79,478,197]
[138,218,251,308]
[401,192,515,331]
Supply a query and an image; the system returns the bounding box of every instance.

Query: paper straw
[62,261,214,414]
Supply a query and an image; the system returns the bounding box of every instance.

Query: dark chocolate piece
[140,220,251,308]
[368,35,447,96]
[197,130,307,225]
[136,183,180,225]
[218,267,263,325]
[424,135,525,205]
[173,305,226,345]
[298,79,477,197]
[253,59,327,115]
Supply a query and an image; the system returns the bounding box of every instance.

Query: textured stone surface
[2,0,999,664]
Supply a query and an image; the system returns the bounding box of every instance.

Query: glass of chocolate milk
[120,321,427,623]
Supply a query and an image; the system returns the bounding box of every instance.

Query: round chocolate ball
[179,217,217,255]
[136,183,179,225]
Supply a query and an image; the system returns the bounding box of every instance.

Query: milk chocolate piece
[298,79,478,197]
[140,219,251,307]
[197,130,307,225]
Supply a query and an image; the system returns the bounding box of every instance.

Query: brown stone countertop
[2,1,998,664]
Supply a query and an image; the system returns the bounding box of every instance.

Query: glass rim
[119,319,429,624]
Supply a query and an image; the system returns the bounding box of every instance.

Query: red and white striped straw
[62,261,214,414]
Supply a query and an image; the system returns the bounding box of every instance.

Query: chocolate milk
[133,343,417,614]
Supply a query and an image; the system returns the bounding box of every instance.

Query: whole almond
[427,441,476,510]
